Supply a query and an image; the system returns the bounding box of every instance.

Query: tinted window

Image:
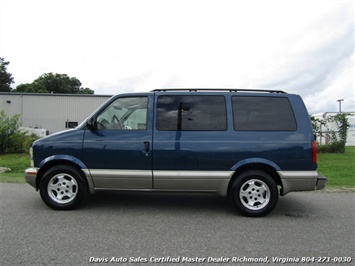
[232,96,297,131]
[157,95,227,131]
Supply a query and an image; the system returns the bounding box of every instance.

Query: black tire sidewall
[39,165,87,210]
[231,170,278,217]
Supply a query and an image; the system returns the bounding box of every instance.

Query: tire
[39,165,87,210]
[230,170,278,217]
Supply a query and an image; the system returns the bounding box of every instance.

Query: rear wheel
[40,165,87,210]
[231,170,278,217]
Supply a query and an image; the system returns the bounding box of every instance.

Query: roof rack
[151,88,286,94]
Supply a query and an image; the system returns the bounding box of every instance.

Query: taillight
[312,140,317,164]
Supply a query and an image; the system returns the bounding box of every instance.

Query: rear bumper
[278,171,327,196]
[25,168,38,190]
[316,176,327,190]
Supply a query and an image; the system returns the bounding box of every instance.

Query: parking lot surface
[1,183,354,265]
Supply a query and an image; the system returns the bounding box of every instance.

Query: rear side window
[157,95,227,131]
[232,96,297,131]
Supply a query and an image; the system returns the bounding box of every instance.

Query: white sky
[0,0,354,114]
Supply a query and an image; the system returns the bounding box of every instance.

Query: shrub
[317,142,345,153]
[23,134,40,151]
[311,113,350,153]
[0,110,27,153]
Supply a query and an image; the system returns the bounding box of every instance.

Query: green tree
[13,72,94,94]
[14,83,47,93]
[0,57,14,92]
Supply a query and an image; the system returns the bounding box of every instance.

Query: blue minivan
[25,89,326,216]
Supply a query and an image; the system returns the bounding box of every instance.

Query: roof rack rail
[151,88,286,94]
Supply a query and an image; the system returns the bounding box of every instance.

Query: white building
[312,112,355,146]
[0,93,112,135]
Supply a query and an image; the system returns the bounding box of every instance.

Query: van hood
[33,128,83,145]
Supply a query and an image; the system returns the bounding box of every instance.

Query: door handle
[143,141,150,153]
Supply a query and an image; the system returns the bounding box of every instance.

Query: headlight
[29,147,34,167]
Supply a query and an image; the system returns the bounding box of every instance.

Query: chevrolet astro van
[25,89,326,216]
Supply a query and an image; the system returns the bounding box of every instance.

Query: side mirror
[87,117,96,130]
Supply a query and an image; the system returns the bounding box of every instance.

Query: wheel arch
[36,156,93,194]
[228,162,282,197]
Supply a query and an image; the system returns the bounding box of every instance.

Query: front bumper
[25,168,38,190]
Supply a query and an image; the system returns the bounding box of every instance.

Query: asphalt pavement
[0,183,354,265]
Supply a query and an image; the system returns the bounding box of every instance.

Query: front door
[83,95,153,189]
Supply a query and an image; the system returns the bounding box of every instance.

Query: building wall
[0,93,112,134]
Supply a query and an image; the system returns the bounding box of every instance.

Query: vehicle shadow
[83,190,234,215]
[82,190,321,218]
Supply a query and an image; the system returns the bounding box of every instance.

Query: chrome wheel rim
[239,179,270,210]
[47,174,78,204]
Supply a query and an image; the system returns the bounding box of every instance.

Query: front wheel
[40,165,87,210]
[230,170,278,217]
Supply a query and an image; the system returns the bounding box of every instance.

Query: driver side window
[96,97,148,130]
